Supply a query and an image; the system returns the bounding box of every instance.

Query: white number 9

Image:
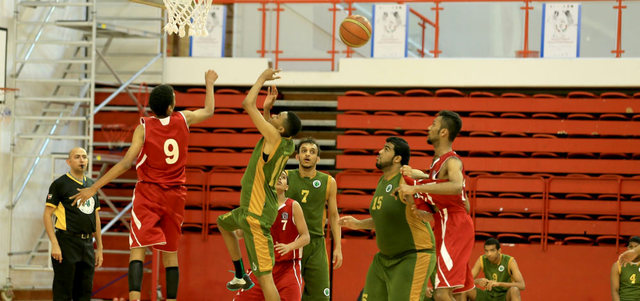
[164,139,179,164]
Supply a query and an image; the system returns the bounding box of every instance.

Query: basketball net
[102,124,136,151]
[163,0,212,37]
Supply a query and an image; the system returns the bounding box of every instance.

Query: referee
[43,147,103,301]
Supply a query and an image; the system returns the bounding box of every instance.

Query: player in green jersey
[340,137,436,301]
[286,137,342,300]
[611,236,640,301]
[466,238,525,301]
[217,69,302,301]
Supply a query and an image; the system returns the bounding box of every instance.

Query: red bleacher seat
[216,88,242,95]
[600,113,628,121]
[500,112,527,118]
[595,235,622,245]
[496,233,527,243]
[564,214,593,220]
[501,92,527,98]
[469,91,497,97]
[567,91,597,98]
[404,89,434,97]
[345,90,371,96]
[531,113,559,119]
[563,236,594,245]
[533,94,558,99]
[374,90,402,97]
[567,113,595,120]
[475,232,494,240]
[469,112,496,118]
[435,88,465,97]
[600,91,630,99]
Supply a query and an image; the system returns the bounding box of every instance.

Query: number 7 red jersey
[135,112,189,185]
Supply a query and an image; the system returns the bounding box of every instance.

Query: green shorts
[301,236,330,301]
[363,250,436,301]
[475,287,507,301]
[217,207,275,277]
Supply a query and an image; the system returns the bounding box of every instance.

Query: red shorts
[129,182,186,252]
[234,259,302,301]
[432,208,475,292]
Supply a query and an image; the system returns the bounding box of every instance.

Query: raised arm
[71,125,144,206]
[327,176,343,269]
[242,69,282,152]
[611,262,621,301]
[619,244,640,265]
[182,69,217,126]
[262,85,277,122]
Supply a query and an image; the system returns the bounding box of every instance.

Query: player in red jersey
[72,70,219,301]
[235,171,310,301]
[396,110,475,301]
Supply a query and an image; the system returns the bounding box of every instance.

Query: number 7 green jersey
[285,169,331,238]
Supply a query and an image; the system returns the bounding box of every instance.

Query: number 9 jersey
[136,112,189,185]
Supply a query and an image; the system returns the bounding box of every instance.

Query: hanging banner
[541,3,581,58]
[190,5,226,57]
[371,4,408,58]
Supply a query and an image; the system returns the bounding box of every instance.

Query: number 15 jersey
[136,111,189,186]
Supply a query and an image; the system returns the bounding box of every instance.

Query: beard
[375,158,392,170]
[427,136,434,145]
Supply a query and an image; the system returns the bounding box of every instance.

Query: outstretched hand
[259,68,281,81]
[619,248,639,266]
[264,85,278,110]
[392,183,415,200]
[205,69,218,86]
[338,216,359,229]
[70,187,97,207]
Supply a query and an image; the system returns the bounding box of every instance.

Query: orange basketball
[339,15,372,48]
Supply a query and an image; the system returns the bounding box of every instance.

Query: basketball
[339,15,372,48]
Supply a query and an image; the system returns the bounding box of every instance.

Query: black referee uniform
[46,173,100,301]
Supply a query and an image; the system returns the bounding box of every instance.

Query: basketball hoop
[102,124,136,151]
[163,0,212,37]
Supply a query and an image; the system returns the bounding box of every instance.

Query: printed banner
[541,3,581,58]
[371,4,408,58]
[190,5,226,57]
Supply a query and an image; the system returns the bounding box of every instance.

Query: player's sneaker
[226,274,254,291]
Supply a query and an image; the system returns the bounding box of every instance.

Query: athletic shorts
[129,182,186,252]
[301,236,331,301]
[432,209,475,292]
[234,259,303,301]
[362,250,436,301]
[217,207,275,276]
[474,287,507,301]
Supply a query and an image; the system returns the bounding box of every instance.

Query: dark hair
[485,238,501,250]
[630,236,640,245]
[297,137,320,155]
[283,111,302,138]
[386,136,410,166]
[149,84,175,117]
[437,110,462,142]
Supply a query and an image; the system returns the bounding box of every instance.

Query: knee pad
[165,267,179,299]
[128,260,143,292]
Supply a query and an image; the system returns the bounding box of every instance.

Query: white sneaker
[226,274,254,291]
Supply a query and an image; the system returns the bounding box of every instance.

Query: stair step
[16,78,92,84]
[15,116,86,121]
[16,59,92,64]
[17,96,92,102]
[17,40,92,46]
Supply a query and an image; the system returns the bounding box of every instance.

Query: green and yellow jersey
[481,254,513,296]
[369,172,434,257]
[240,137,294,225]
[618,261,640,301]
[285,169,331,238]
